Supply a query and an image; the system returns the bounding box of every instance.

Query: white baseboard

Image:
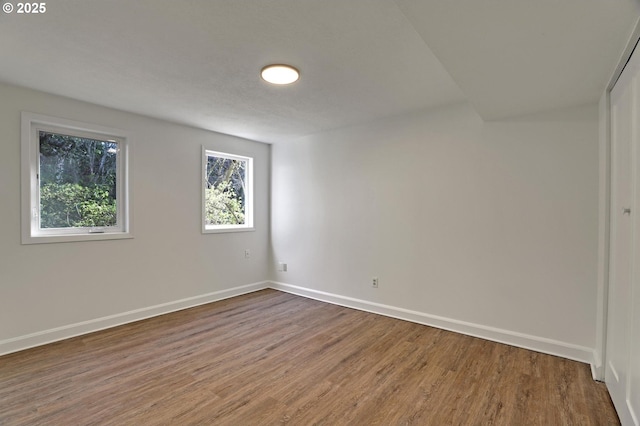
[0,281,269,357]
[269,281,596,367]
[1,280,597,371]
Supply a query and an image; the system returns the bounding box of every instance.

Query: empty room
[1,1,640,424]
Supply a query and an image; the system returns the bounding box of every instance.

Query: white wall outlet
[372,277,379,288]
[278,262,288,272]
[244,249,251,258]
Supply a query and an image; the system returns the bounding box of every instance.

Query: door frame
[595,17,640,381]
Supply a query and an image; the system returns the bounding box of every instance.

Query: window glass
[39,131,118,229]
[203,149,253,232]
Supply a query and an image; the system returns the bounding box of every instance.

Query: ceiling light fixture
[261,64,300,85]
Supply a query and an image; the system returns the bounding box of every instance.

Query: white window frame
[21,112,133,244]
[202,147,254,234]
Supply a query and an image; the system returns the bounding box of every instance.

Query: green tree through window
[39,132,118,228]
[202,149,253,233]
[205,154,247,226]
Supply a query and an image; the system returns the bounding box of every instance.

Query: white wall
[0,82,601,365]
[271,103,600,363]
[0,83,270,353]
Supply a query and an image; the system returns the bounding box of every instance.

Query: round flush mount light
[261,64,300,85]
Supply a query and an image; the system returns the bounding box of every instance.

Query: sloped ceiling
[395,0,640,120]
[0,1,638,143]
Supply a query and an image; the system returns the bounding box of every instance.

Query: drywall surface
[0,83,270,349]
[271,103,599,354]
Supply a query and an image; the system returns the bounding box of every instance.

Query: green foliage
[40,183,116,228]
[205,180,245,225]
[38,132,118,229]
[205,156,247,226]
[39,132,117,189]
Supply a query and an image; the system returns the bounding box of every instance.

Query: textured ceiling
[0,1,638,143]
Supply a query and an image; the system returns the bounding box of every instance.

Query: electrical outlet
[372,277,379,288]
[244,249,251,258]
[278,262,288,272]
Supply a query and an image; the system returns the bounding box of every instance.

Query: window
[21,112,132,244]
[202,148,253,233]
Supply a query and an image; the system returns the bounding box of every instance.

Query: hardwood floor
[0,289,619,425]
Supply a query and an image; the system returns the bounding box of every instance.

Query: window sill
[22,231,134,245]
[202,226,255,234]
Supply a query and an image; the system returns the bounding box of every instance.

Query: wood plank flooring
[0,289,619,425]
